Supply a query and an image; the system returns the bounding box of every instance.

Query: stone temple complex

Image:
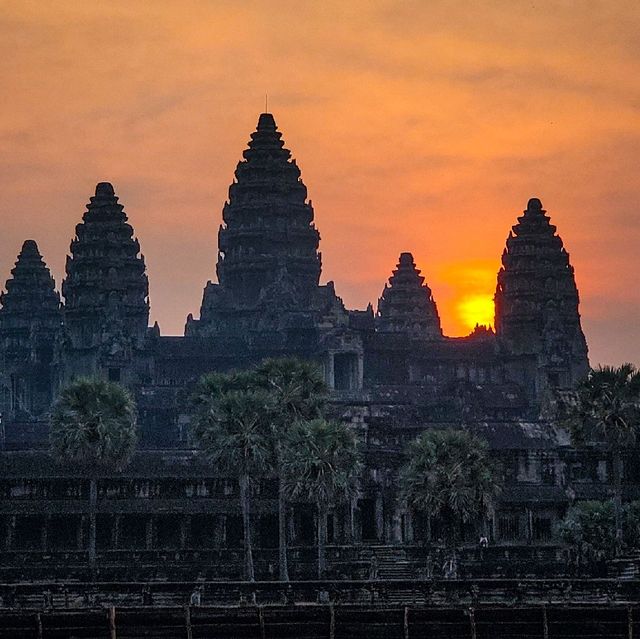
[1,112,624,598]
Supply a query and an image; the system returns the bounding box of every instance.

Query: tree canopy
[400,429,499,541]
[50,377,138,470]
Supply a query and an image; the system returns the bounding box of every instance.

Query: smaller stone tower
[376,252,442,340]
[0,240,61,419]
[494,198,588,394]
[61,182,150,383]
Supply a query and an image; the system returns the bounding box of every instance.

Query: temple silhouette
[0,112,599,581]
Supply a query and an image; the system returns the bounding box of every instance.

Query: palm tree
[254,357,327,581]
[400,429,499,550]
[191,375,271,581]
[558,364,640,555]
[282,418,361,579]
[50,378,138,574]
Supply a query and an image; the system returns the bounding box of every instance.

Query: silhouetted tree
[401,429,499,549]
[50,378,137,574]
[254,357,327,581]
[282,418,361,578]
[558,364,640,555]
[191,374,271,581]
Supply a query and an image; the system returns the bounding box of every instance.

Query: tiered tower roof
[62,183,149,344]
[0,240,61,340]
[215,113,321,306]
[494,198,588,383]
[376,252,442,339]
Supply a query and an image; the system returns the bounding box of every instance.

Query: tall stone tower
[376,252,442,340]
[494,198,588,394]
[0,241,61,420]
[61,182,150,383]
[187,113,347,349]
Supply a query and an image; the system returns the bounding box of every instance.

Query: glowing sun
[457,294,495,332]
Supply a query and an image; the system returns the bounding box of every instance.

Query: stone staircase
[608,554,640,580]
[369,546,415,580]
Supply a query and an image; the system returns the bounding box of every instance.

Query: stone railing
[0,578,638,610]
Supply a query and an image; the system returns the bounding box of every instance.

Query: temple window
[497,513,521,541]
[333,352,359,391]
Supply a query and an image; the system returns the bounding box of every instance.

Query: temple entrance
[359,499,377,542]
[14,515,43,550]
[259,514,278,549]
[226,515,243,548]
[120,515,146,549]
[191,514,215,548]
[294,505,315,545]
[155,515,181,549]
[333,353,359,391]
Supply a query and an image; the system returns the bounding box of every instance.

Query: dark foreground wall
[0,580,639,638]
[1,604,639,639]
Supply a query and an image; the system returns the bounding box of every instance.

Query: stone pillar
[348,497,358,543]
[356,352,364,390]
[42,515,49,551]
[145,518,154,550]
[216,515,227,548]
[405,511,414,544]
[287,509,296,544]
[375,493,384,541]
[112,515,121,549]
[78,515,86,550]
[326,353,335,390]
[6,515,15,550]
[391,503,403,544]
[110,515,120,550]
[180,516,190,550]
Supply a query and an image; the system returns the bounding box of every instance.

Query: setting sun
[457,294,495,333]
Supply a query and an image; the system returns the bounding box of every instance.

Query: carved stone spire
[189,113,346,341]
[216,112,320,303]
[494,198,588,389]
[62,182,149,350]
[0,240,61,417]
[0,241,60,338]
[376,252,442,339]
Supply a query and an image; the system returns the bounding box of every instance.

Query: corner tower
[494,198,588,392]
[61,182,150,382]
[376,252,442,340]
[187,113,347,348]
[0,241,61,419]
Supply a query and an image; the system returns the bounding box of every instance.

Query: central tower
[187,113,346,347]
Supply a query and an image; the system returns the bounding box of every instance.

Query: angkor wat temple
[1,111,619,590]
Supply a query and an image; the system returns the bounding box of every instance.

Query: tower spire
[376,252,442,339]
[495,198,588,390]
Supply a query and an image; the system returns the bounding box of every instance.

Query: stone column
[112,515,121,549]
[391,502,403,544]
[180,516,190,550]
[375,493,384,542]
[42,515,49,551]
[6,515,15,550]
[78,515,86,550]
[326,353,335,390]
[145,518,154,550]
[405,511,414,544]
[216,515,227,548]
[111,515,120,550]
[287,508,295,544]
[356,352,364,390]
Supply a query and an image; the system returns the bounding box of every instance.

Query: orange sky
[0,0,638,366]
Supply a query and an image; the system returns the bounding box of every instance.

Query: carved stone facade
[0,113,598,579]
